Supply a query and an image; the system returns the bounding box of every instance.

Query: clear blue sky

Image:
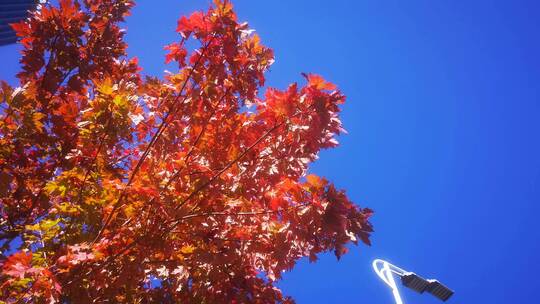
[2,1,539,303]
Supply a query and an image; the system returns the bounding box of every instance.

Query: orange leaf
[303,73,337,91]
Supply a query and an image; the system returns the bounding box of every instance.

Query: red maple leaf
[2,252,32,279]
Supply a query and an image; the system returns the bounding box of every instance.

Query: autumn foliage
[0,0,373,302]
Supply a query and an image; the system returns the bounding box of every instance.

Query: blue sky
[2,0,540,303]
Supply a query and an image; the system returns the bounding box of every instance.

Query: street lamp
[372,259,454,303]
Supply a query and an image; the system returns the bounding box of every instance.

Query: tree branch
[93,37,216,244]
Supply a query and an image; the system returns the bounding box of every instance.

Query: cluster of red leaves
[0,0,373,303]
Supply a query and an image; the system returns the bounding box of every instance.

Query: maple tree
[0,0,374,302]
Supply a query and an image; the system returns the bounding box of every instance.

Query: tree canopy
[0,0,373,302]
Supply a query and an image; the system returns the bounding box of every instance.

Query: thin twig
[93,37,216,244]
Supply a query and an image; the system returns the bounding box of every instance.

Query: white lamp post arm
[372,259,405,304]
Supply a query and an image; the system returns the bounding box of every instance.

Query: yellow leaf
[123,205,135,218]
[25,223,40,231]
[180,245,195,254]
[113,95,127,107]
[97,78,114,95]
[44,181,58,194]
[33,112,46,132]
[57,202,82,215]
[58,185,67,196]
